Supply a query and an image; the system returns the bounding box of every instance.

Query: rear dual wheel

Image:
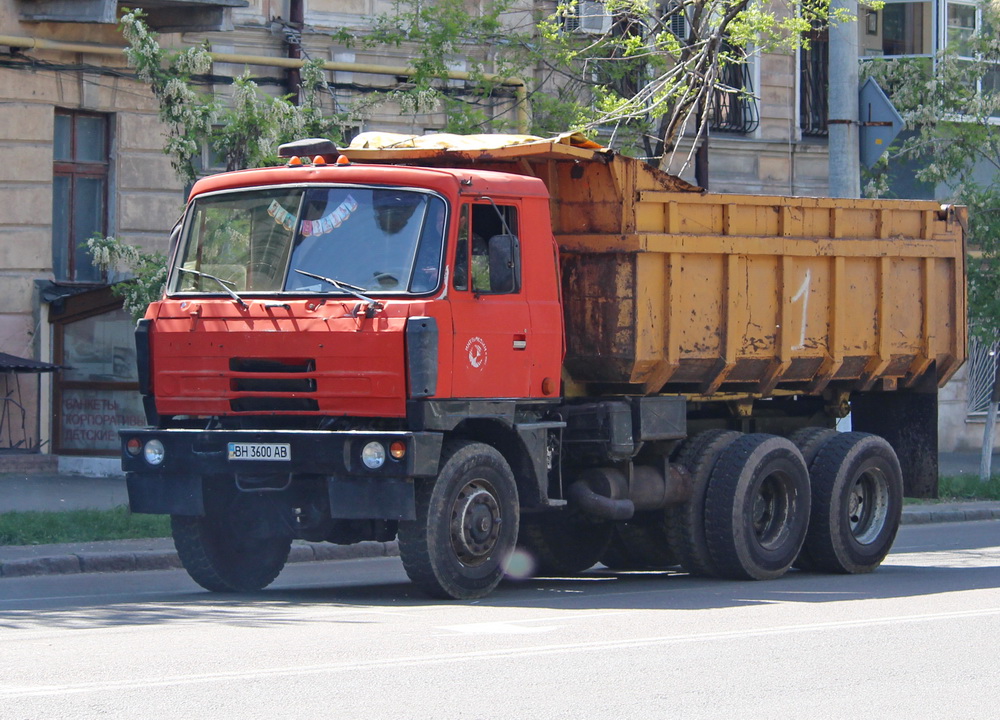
[666,430,742,577]
[799,432,903,574]
[704,434,811,581]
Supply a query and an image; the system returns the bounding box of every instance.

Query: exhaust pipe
[567,468,634,521]
[567,464,692,520]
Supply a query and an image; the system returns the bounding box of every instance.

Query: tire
[704,434,811,581]
[665,430,742,577]
[519,514,613,575]
[398,441,519,600]
[601,519,676,570]
[788,427,838,570]
[788,427,838,467]
[801,432,903,574]
[171,482,292,593]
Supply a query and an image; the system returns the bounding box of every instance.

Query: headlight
[361,441,386,469]
[144,439,165,466]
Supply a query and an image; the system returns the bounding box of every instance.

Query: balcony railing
[709,46,760,134]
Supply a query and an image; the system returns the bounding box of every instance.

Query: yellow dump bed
[343,134,967,397]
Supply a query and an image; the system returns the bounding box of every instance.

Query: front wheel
[171,481,292,593]
[398,441,519,600]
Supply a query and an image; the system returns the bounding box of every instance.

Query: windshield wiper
[293,269,382,314]
[176,267,249,309]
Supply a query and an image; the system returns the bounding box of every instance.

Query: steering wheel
[372,272,399,289]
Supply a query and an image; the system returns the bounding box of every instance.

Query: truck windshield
[171,186,445,296]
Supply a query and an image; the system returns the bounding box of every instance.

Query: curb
[0,540,400,580]
[900,507,1000,525]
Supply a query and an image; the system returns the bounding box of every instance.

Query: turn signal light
[389,441,406,460]
[126,437,142,456]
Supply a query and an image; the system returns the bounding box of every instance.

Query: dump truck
[120,133,966,599]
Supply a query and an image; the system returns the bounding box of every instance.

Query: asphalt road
[2,521,998,719]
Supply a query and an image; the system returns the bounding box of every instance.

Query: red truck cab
[146,154,563,420]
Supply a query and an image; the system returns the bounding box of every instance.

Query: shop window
[53,110,110,283]
[50,288,144,456]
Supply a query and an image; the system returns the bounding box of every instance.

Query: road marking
[439,611,626,635]
[4,606,1000,699]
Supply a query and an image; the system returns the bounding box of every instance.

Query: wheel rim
[450,479,502,567]
[849,467,890,545]
[752,472,792,549]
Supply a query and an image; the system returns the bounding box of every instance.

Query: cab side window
[453,202,519,294]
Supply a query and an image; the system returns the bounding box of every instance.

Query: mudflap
[850,387,939,499]
[126,473,204,515]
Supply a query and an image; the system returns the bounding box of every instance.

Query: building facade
[0,0,993,470]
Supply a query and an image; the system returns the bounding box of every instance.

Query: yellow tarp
[347,131,604,151]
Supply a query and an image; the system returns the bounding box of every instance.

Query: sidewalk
[1,455,998,579]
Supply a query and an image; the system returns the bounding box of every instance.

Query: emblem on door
[465,336,488,369]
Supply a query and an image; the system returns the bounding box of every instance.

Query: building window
[865,2,934,56]
[709,43,760,134]
[800,26,829,137]
[53,110,110,283]
[967,336,999,416]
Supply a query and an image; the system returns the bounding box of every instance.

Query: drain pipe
[0,34,531,132]
[286,0,304,103]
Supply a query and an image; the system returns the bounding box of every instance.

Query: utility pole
[827,0,860,198]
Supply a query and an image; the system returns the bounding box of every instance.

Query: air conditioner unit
[564,0,612,34]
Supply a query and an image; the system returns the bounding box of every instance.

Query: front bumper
[120,428,443,519]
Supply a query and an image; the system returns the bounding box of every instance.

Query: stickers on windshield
[269,195,359,237]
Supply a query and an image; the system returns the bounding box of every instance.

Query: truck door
[449,201,532,399]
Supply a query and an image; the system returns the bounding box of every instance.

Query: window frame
[52,109,111,283]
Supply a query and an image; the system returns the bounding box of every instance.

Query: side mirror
[487,234,519,294]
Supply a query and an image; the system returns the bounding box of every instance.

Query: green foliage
[87,235,168,321]
[333,0,537,133]
[346,0,845,166]
[535,0,845,165]
[0,507,170,546]
[863,18,1000,342]
[121,10,347,183]
[937,474,1000,500]
[100,12,353,315]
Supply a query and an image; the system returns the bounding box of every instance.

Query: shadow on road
[1,551,998,631]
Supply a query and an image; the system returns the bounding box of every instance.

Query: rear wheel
[398,441,519,599]
[788,427,838,467]
[801,432,902,574]
[704,434,811,580]
[666,430,741,577]
[788,427,838,570]
[171,481,292,593]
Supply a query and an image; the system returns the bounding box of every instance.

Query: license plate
[227,442,291,461]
